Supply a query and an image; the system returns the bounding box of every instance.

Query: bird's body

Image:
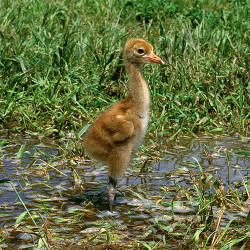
[83,38,164,210]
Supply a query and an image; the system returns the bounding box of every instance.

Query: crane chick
[83,38,164,211]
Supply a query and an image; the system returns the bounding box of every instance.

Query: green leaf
[246,210,250,225]
[210,128,223,132]
[16,143,26,159]
[140,241,152,250]
[236,151,250,156]
[78,124,91,138]
[44,128,58,136]
[0,179,11,183]
[193,226,206,242]
[221,235,249,250]
[0,139,9,147]
[37,237,46,249]
[15,211,28,224]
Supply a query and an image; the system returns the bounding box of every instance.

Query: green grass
[0,0,249,139]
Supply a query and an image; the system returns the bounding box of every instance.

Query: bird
[83,38,164,211]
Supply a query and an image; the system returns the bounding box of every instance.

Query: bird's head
[123,38,164,65]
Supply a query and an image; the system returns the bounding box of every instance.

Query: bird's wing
[103,114,135,142]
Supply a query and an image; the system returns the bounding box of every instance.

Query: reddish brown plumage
[83,38,164,210]
[83,97,140,177]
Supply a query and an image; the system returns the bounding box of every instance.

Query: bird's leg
[107,175,117,212]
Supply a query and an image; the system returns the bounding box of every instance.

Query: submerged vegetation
[0,134,249,249]
[0,0,249,139]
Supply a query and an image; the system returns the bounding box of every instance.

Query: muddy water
[0,130,249,248]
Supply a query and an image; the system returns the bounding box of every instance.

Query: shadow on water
[0,129,249,249]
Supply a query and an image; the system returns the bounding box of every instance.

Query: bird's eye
[137,48,145,54]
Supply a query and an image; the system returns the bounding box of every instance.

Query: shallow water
[0,130,249,248]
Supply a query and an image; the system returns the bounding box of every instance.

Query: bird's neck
[126,62,150,117]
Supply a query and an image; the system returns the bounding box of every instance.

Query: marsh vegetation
[0,0,249,249]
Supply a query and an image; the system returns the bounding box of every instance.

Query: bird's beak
[144,52,165,65]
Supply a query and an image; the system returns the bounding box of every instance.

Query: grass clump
[0,0,249,138]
